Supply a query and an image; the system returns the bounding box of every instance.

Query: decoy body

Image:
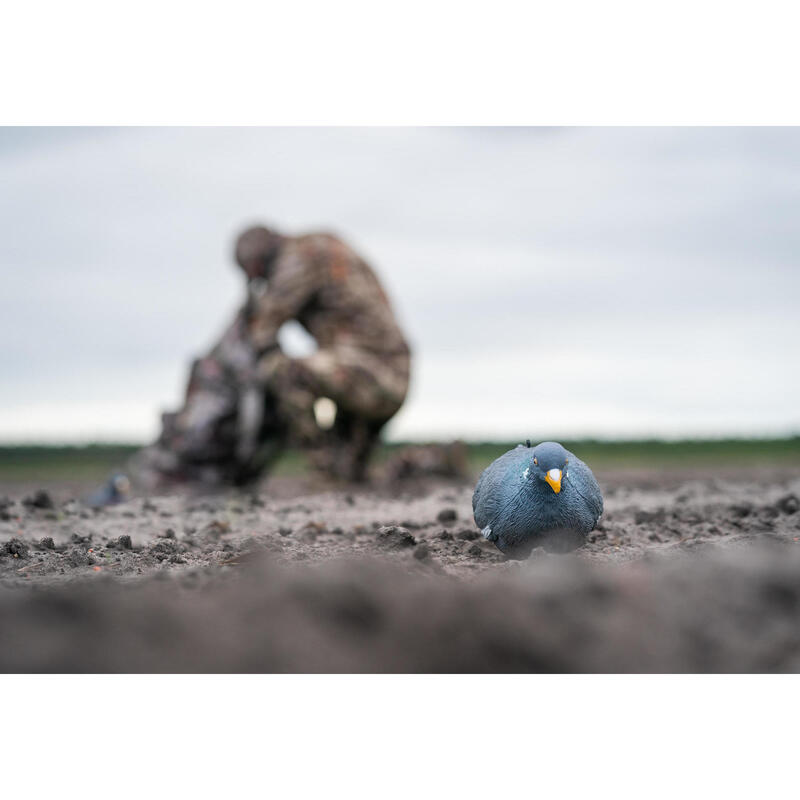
[85,473,132,508]
[472,441,603,558]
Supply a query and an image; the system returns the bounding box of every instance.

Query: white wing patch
[481,525,497,541]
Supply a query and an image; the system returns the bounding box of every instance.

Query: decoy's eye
[533,457,538,465]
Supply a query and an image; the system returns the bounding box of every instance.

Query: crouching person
[91,224,411,504]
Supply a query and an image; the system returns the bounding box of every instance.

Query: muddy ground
[2,465,800,671]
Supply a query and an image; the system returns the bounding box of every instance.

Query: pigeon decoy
[85,473,132,508]
[472,440,603,558]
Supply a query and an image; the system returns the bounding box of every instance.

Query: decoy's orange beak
[545,468,562,493]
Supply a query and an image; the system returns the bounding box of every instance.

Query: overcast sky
[1,127,798,443]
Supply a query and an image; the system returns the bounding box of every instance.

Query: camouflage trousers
[257,344,409,481]
[129,318,409,490]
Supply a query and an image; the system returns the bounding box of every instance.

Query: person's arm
[233,246,319,475]
[247,246,318,354]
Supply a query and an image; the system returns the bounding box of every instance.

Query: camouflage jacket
[245,233,410,361]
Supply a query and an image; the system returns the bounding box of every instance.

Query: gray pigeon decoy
[472,440,603,558]
[85,473,132,508]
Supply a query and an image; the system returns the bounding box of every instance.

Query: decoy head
[527,441,569,494]
[111,473,132,497]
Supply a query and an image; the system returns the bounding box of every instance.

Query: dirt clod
[151,539,178,555]
[22,490,55,510]
[413,543,430,560]
[777,494,799,515]
[730,503,753,518]
[376,526,417,550]
[3,538,29,559]
[635,508,665,525]
[67,548,91,567]
[202,520,230,539]
[437,508,458,524]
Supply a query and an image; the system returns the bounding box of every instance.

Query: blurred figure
[126,224,411,492]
